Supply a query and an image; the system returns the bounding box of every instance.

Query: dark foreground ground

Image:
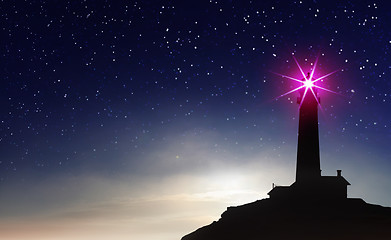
[182,198,391,240]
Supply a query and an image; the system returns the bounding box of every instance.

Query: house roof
[319,176,351,185]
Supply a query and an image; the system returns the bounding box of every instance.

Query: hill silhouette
[181,197,391,240]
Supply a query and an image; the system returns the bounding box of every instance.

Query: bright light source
[303,79,314,88]
[272,55,340,108]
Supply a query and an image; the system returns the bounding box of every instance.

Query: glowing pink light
[273,55,340,108]
[303,79,314,88]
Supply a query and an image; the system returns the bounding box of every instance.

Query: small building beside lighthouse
[268,170,350,199]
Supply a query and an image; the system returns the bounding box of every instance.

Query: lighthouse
[268,65,350,200]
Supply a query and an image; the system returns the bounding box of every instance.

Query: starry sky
[1,1,391,239]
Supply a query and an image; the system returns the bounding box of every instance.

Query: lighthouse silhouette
[268,72,350,199]
[296,72,321,182]
[182,71,391,240]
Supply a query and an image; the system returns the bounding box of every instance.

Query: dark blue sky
[1,1,391,239]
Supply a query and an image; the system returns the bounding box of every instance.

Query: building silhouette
[268,74,350,200]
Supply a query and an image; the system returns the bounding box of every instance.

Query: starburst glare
[273,55,340,109]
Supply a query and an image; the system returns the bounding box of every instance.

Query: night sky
[1,1,391,239]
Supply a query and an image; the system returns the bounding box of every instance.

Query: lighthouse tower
[296,72,321,182]
[268,73,350,200]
